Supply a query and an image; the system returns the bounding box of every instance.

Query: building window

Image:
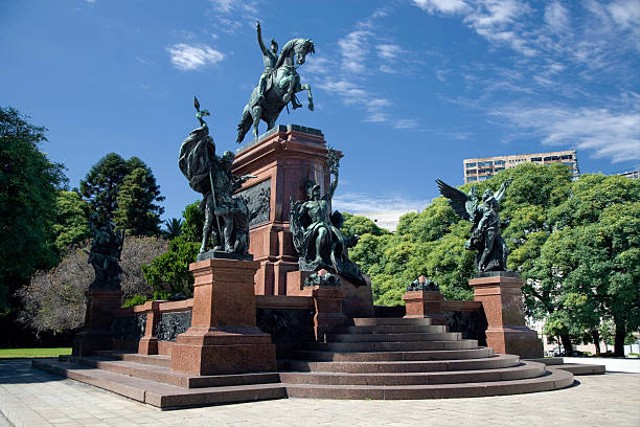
[560,154,573,160]
[531,157,542,162]
[494,160,505,165]
[468,176,477,181]
[478,161,493,167]
[466,169,477,175]
[495,167,505,172]
[465,162,477,168]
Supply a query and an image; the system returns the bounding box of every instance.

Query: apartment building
[463,150,579,184]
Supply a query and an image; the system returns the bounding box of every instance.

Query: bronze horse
[236,38,315,143]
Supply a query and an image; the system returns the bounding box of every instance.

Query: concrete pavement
[0,358,639,427]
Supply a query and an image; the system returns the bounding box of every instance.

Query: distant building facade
[619,170,639,179]
[463,150,579,184]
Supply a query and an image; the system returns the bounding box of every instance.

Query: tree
[347,163,639,357]
[163,218,184,240]
[17,247,91,334]
[17,236,168,333]
[340,212,389,237]
[79,153,164,235]
[0,107,66,316]
[53,190,91,253]
[114,167,165,236]
[142,202,202,300]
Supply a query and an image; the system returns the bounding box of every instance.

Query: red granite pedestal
[137,301,161,355]
[73,290,123,356]
[170,258,277,375]
[469,273,543,359]
[232,125,335,296]
[402,290,447,325]
[312,287,348,341]
[286,271,374,319]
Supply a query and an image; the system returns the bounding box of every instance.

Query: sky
[1,0,639,222]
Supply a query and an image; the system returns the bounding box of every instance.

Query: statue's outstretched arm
[256,21,268,55]
[495,179,511,203]
[328,167,339,200]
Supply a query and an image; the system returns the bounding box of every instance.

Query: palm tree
[163,218,183,240]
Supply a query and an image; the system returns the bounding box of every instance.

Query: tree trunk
[560,334,573,355]
[591,330,601,356]
[614,323,626,357]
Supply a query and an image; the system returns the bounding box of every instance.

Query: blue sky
[1,0,639,221]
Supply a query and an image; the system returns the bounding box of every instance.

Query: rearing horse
[236,38,315,143]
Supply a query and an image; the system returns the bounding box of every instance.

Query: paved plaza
[0,359,639,427]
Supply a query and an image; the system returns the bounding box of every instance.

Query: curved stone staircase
[279,317,574,399]
[34,317,577,408]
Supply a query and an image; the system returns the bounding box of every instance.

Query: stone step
[291,347,493,362]
[301,339,479,352]
[547,364,606,375]
[93,351,172,368]
[32,358,286,409]
[284,368,574,400]
[334,325,448,335]
[325,331,453,342]
[281,354,519,373]
[280,361,546,386]
[70,356,280,388]
[353,318,433,326]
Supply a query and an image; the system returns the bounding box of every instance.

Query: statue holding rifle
[178,97,256,259]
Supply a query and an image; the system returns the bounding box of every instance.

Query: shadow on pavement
[0,359,66,385]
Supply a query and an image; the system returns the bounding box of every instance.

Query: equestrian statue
[236,21,315,143]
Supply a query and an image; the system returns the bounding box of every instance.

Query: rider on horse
[256,21,302,110]
[256,22,279,106]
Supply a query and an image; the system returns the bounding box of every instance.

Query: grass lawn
[0,348,72,358]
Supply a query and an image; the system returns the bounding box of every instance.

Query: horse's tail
[236,106,252,143]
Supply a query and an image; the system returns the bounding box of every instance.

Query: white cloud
[338,30,372,74]
[412,0,470,14]
[545,1,570,32]
[491,106,640,163]
[607,0,640,30]
[377,43,403,60]
[167,44,224,71]
[393,119,420,130]
[333,192,430,213]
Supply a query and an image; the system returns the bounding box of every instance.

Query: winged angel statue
[436,179,511,273]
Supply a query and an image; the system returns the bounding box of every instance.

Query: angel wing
[435,179,476,222]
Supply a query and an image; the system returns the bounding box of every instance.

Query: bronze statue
[237,21,315,143]
[436,179,511,273]
[256,21,279,105]
[290,149,366,286]
[407,275,439,291]
[87,218,124,291]
[179,98,255,258]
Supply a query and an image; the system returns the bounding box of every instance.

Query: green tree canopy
[347,163,639,356]
[0,107,66,314]
[79,153,164,235]
[53,190,91,252]
[142,202,202,300]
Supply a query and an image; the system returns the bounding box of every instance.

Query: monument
[178,97,256,260]
[74,219,125,356]
[290,148,366,287]
[171,98,276,375]
[436,179,543,358]
[236,21,315,143]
